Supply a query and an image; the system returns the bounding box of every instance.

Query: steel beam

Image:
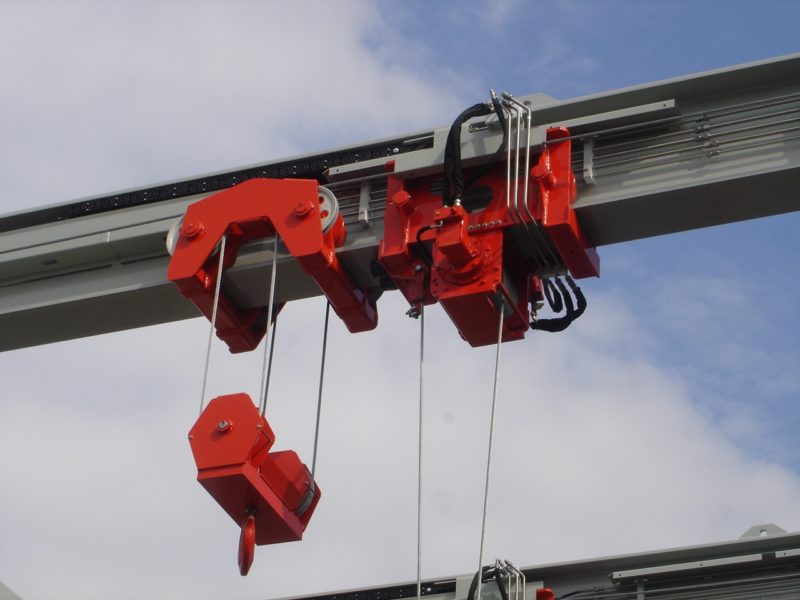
[1,54,798,351]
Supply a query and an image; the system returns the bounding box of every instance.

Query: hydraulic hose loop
[566,275,588,319]
[259,234,280,416]
[556,277,575,315]
[199,234,228,415]
[542,278,563,313]
[311,301,331,482]
[530,275,587,332]
[443,93,507,208]
[464,92,508,191]
[416,304,425,600]
[476,307,505,600]
[444,103,491,206]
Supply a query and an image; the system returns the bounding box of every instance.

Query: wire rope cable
[259,234,280,416]
[416,305,425,600]
[260,320,278,414]
[310,301,331,481]
[198,234,228,415]
[476,307,505,600]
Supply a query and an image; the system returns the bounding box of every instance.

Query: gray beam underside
[279,530,800,600]
[1,54,798,352]
[577,163,800,246]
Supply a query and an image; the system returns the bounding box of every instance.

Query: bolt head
[183,222,204,239]
[217,420,232,432]
[294,200,314,217]
[391,190,411,206]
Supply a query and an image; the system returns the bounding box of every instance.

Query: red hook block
[188,393,321,574]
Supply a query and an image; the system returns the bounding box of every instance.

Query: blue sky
[374,0,800,469]
[382,1,800,100]
[0,2,799,599]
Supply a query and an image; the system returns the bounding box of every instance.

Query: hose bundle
[467,564,510,600]
[443,93,508,206]
[530,275,586,332]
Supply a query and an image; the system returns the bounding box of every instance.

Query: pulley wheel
[317,186,340,233]
[165,218,183,256]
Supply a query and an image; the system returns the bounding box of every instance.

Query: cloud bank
[1,2,799,600]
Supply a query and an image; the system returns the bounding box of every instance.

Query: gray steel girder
[1,53,798,351]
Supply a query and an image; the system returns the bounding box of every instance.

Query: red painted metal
[168,178,377,353]
[378,127,597,347]
[532,128,600,279]
[535,589,555,600]
[238,513,256,576]
[188,393,321,569]
[168,130,595,349]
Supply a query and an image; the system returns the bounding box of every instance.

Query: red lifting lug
[379,175,437,308]
[532,128,600,279]
[188,393,321,573]
[433,204,479,269]
[167,178,378,353]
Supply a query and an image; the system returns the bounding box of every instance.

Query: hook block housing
[189,393,321,545]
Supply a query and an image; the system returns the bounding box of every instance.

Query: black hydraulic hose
[467,565,510,600]
[530,276,586,333]
[565,275,587,319]
[464,93,508,191]
[555,277,574,317]
[494,567,510,600]
[542,278,564,313]
[414,224,435,266]
[466,566,489,600]
[443,103,493,206]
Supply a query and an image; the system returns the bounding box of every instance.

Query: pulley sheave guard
[167,178,378,353]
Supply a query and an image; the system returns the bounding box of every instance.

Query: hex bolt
[391,190,411,207]
[294,200,314,217]
[217,420,232,432]
[183,222,204,239]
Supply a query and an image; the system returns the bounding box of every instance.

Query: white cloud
[4,290,800,599]
[482,0,525,29]
[0,1,462,212]
[1,2,799,600]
